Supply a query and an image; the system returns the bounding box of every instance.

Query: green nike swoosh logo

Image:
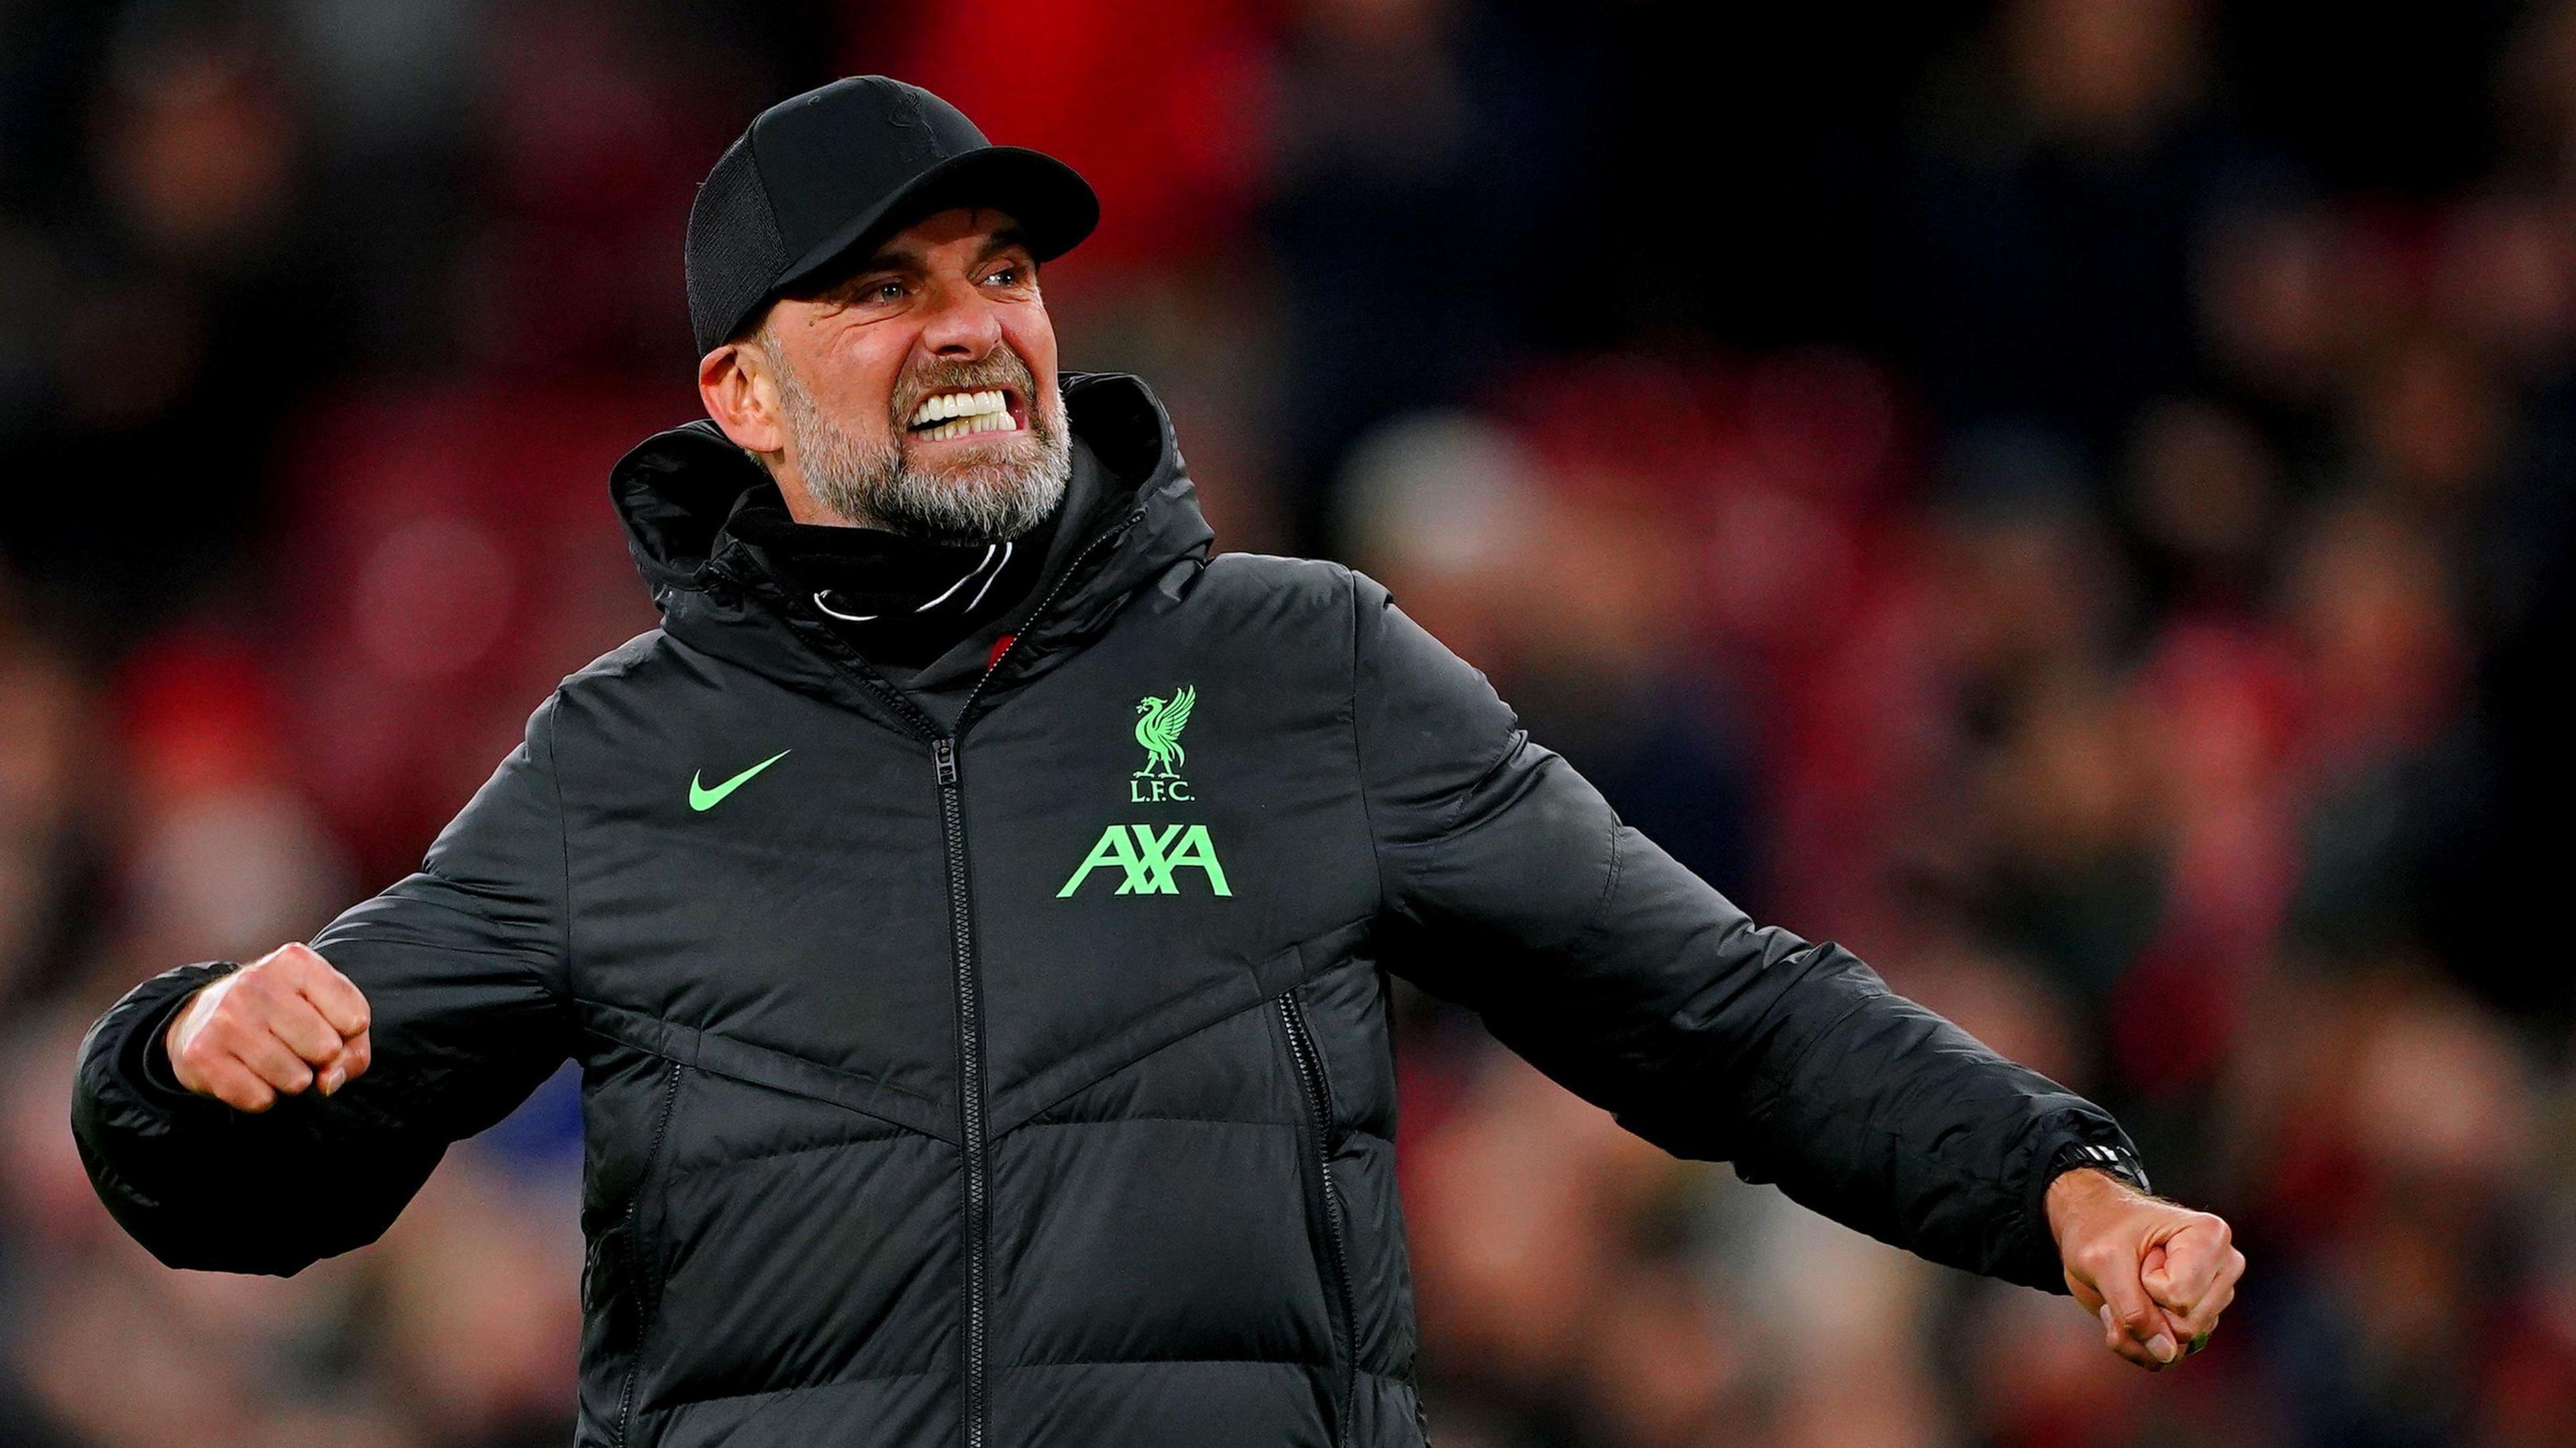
[689,750,791,812]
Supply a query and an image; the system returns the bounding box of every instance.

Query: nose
[916,276,1002,361]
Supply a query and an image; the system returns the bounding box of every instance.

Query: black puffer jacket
[72,373,2138,1447]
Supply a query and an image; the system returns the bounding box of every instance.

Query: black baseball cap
[684,76,1099,355]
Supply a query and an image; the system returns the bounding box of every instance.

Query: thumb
[2096,1258,2182,1368]
[315,1029,372,1095]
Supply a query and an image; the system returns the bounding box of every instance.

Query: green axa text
[1058,824,1232,897]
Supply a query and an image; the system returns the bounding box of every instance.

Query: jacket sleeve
[70,697,576,1276]
[1349,572,2135,1292]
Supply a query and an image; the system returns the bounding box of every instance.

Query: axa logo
[1130,685,1195,802]
[1057,824,1232,897]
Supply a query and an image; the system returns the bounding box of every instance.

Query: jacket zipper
[613,1060,686,1448]
[1278,993,1357,1448]
[783,508,1140,1448]
[931,732,991,1448]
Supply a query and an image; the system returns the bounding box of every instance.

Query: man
[71,76,2242,1447]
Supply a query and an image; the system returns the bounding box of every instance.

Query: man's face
[706,206,1070,541]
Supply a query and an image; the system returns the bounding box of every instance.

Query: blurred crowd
[2,2,2571,1446]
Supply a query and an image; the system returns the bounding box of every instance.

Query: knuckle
[197,1014,246,1054]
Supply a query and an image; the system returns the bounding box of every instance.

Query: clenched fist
[164,943,372,1113]
[2047,1167,2245,1370]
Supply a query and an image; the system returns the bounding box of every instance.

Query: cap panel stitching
[740,118,790,266]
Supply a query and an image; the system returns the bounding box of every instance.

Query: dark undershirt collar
[721,490,1061,671]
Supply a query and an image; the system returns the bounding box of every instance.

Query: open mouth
[904,386,1026,442]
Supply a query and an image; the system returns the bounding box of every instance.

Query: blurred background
[2,1,2571,1444]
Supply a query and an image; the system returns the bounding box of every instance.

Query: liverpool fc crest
[1130,686,1195,801]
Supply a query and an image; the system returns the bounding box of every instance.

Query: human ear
[698,340,787,456]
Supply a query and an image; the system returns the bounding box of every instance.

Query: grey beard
[775,362,1071,544]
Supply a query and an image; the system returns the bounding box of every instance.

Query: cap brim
[773,146,1099,298]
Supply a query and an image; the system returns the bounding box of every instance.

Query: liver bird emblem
[1133,685,1195,779]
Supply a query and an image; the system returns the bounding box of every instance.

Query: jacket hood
[606,372,1216,710]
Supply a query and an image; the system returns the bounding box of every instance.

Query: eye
[871,279,908,302]
[985,262,1030,288]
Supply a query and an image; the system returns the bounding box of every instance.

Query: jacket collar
[606,372,1215,720]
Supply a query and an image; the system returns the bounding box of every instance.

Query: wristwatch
[2047,1140,2153,1196]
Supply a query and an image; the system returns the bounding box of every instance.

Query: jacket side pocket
[1277,989,1356,1448]
[612,1060,687,1448]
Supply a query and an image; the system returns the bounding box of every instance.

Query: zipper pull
[932,737,958,787]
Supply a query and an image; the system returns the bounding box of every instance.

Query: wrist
[152,987,211,1096]
[2043,1141,2152,1246]
[162,987,202,1056]
[2045,1166,2151,1251]
[113,962,240,1107]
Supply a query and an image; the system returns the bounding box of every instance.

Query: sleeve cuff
[2045,1140,2153,1196]
[2010,1111,2149,1294]
[111,961,241,1109]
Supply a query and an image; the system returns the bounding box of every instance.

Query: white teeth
[918,409,1010,441]
[909,388,1010,427]
[906,388,1018,439]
